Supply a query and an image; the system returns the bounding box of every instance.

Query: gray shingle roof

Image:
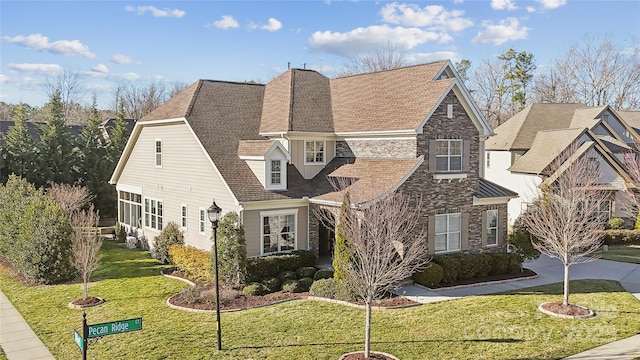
[475,178,518,199]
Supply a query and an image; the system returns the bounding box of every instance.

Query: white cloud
[91,64,109,73]
[8,63,63,74]
[379,3,473,32]
[309,25,447,57]
[472,18,529,45]
[491,0,517,10]
[406,51,459,64]
[260,18,282,32]
[119,72,142,80]
[2,34,95,58]
[211,15,239,29]
[0,74,9,83]
[111,54,141,64]
[125,5,185,18]
[526,6,537,12]
[537,0,566,9]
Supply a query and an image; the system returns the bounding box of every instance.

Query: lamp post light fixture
[207,200,222,351]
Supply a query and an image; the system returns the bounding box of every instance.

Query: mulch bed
[342,352,396,360]
[70,296,102,306]
[428,268,537,289]
[540,302,592,317]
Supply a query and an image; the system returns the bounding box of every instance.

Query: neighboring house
[0,120,85,147]
[99,118,136,141]
[109,60,517,259]
[485,103,640,227]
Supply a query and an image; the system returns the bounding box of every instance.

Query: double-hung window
[305,140,325,164]
[261,211,296,254]
[486,209,498,246]
[144,198,163,231]
[199,208,206,234]
[155,139,162,167]
[435,213,461,253]
[271,160,281,185]
[436,139,463,172]
[181,204,188,230]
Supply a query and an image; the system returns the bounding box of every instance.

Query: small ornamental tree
[70,204,102,299]
[214,211,247,287]
[622,140,640,224]
[522,145,609,307]
[316,189,430,358]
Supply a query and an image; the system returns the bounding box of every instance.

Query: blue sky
[1,0,638,109]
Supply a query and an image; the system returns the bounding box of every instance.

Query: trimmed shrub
[261,277,282,293]
[115,222,127,243]
[475,253,494,278]
[432,255,461,284]
[153,222,184,264]
[214,211,247,287]
[412,262,444,287]
[490,253,510,276]
[296,266,318,279]
[298,277,314,291]
[313,268,334,280]
[457,254,479,281]
[608,217,626,230]
[242,282,266,296]
[282,279,304,293]
[168,244,212,282]
[507,253,522,274]
[246,250,317,282]
[310,278,338,298]
[278,271,297,281]
[602,229,640,245]
[508,219,541,262]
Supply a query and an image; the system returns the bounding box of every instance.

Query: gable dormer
[238,140,291,191]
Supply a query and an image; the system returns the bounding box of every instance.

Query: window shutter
[428,140,437,173]
[497,209,504,245]
[463,139,471,172]
[428,215,436,254]
[481,211,487,248]
[461,213,469,251]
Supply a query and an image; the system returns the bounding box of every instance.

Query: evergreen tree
[107,103,129,167]
[80,96,113,216]
[333,193,352,283]
[38,90,77,186]
[2,104,37,183]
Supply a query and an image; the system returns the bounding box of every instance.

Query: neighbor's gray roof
[508,128,586,174]
[618,110,640,135]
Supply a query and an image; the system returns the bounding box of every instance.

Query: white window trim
[304,140,326,165]
[435,213,461,254]
[155,139,162,168]
[436,139,463,172]
[266,158,287,190]
[260,209,298,255]
[118,191,142,228]
[199,208,207,235]
[144,197,163,231]
[486,209,498,247]
[447,104,454,119]
[181,204,188,230]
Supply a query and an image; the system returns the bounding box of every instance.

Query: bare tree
[336,42,407,77]
[315,187,429,358]
[112,80,178,119]
[521,145,609,306]
[469,58,510,128]
[41,68,86,124]
[48,183,94,215]
[535,35,640,110]
[621,140,640,219]
[70,204,102,299]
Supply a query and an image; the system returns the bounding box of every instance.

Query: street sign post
[88,318,142,338]
[74,313,142,359]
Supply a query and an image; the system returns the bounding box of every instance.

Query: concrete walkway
[0,291,54,360]
[395,255,640,360]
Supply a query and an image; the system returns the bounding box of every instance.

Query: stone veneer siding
[308,204,320,256]
[399,90,488,253]
[336,139,416,158]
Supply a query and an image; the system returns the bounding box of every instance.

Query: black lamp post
[207,200,222,351]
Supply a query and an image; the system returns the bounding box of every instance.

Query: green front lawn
[1,241,639,360]
[598,245,640,264]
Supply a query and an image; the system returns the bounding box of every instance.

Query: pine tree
[38,89,77,186]
[2,104,37,183]
[107,103,129,167]
[80,96,113,216]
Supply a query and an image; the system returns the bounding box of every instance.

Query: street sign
[73,329,83,350]
[87,317,142,338]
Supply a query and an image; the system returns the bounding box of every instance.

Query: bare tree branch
[48,183,94,215]
[70,204,102,299]
[336,42,407,77]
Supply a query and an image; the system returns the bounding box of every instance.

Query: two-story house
[485,104,640,227]
[109,60,516,259]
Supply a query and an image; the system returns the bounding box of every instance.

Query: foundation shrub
[168,244,212,282]
[412,262,444,287]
